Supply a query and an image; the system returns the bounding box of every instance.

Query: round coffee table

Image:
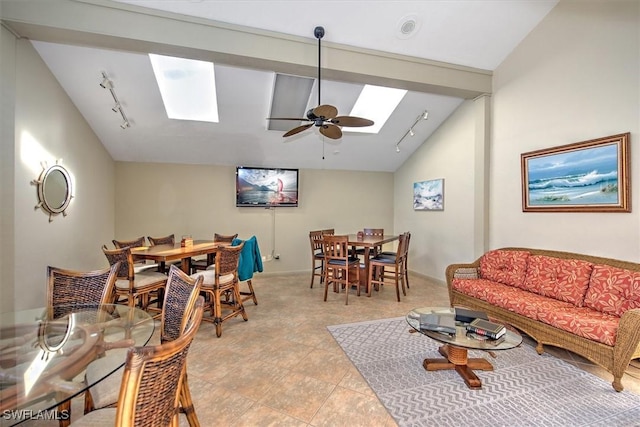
[406,306,522,389]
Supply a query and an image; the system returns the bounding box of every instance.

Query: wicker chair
[112,236,159,273]
[322,235,361,305]
[368,232,408,301]
[46,263,120,320]
[190,243,246,337]
[84,265,204,425]
[46,263,120,424]
[148,234,179,273]
[70,297,204,427]
[102,245,167,318]
[190,233,238,274]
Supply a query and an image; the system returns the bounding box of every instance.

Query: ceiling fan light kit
[266,26,374,141]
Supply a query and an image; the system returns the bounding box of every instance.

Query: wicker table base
[423,344,494,389]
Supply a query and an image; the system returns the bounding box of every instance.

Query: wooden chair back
[113,236,146,249]
[321,228,335,236]
[321,235,361,305]
[309,230,324,255]
[148,234,175,246]
[363,228,384,238]
[114,298,204,427]
[161,265,203,343]
[46,263,120,320]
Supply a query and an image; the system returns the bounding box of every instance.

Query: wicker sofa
[446,247,640,392]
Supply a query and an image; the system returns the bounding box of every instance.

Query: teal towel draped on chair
[231,236,262,305]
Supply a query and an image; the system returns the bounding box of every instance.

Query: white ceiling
[22,0,558,172]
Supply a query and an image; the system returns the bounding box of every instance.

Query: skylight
[149,54,219,122]
[347,85,407,134]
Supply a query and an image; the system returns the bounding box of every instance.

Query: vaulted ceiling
[2,0,558,171]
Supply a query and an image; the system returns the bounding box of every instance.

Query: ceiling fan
[267,26,374,140]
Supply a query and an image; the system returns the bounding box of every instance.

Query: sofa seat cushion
[479,250,530,288]
[584,264,640,317]
[453,278,573,319]
[537,306,619,346]
[522,255,593,306]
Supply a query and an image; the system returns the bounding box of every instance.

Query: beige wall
[114,163,394,274]
[4,35,116,311]
[490,0,640,261]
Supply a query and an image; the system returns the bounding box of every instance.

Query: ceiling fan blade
[319,123,342,140]
[283,123,313,137]
[266,117,310,121]
[313,105,338,120]
[330,116,375,127]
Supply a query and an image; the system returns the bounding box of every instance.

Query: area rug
[328,317,640,427]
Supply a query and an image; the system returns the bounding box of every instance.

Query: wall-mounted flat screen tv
[236,166,299,207]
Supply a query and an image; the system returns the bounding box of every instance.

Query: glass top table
[406,306,522,389]
[0,304,154,425]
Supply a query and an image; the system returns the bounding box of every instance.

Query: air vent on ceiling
[267,73,314,131]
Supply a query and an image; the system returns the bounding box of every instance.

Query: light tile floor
[23,272,640,426]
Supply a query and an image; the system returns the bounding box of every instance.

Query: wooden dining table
[130,240,224,273]
[348,234,400,289]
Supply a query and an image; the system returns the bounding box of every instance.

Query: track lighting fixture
[395,109,429,153]
[100,71,130,129]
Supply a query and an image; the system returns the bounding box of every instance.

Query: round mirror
[33,163,73,221]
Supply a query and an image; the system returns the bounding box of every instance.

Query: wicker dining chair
[46,263,120,425]
[148,234,180,273]
[112,236,159,274]
[84,265,204,426]
[322,234,361,305]
[102,245,167,318]
[190,243,246,337]
[70,297,204,427]
[46,263,120,320]
[190,233,238,274]
[368,232,408,301]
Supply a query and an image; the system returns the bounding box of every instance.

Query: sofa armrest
[445,262,480,288]
[612,308,640,390]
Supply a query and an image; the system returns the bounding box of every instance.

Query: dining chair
[368,232,408,301]
[190,232,238,274]
[232,235,262,305]
[322,234,361,305]
[46,263,120,320]
[380,231,411,289]
[112,236,158,273]
[70,297,204,427]
[102,245,168,318]
[46,263,120,426]
[309,229,335,288]
[353,228,384,257]
[84,265,204,426]
[148,234,180,273]
[190,243,246,337]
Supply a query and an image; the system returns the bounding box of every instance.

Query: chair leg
[213,289,223,337]
[240,279,258,305]
[179,374,200,427]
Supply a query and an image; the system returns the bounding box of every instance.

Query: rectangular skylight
[149,54,219,122]
[347,85,407,133]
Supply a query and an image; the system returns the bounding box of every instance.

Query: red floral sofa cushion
[537,306,619,346]
[521,255,593,306]
[479,250,530,288]
[584,264,640,317]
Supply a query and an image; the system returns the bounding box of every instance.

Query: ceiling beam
[1,0,492,99]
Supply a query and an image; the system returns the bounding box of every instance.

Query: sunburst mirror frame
[31,160,73,222]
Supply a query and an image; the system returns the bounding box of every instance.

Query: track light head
[120,121,130,129]
[100,77,113,89]
[421,110,429,120]
[112,103,121,113]
[396,145,400,153]
[409,128,415,137]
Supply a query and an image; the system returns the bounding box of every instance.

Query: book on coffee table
[454,307,489,323]
[419,313,456,335]
[466,318,506,339]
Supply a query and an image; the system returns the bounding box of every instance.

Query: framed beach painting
[521,133,630,212]
[414,179,444,211]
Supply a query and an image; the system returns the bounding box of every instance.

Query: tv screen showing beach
[526,143,619,206]
[236,167,299,207]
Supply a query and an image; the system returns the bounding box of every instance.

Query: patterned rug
[327,317,640,427]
